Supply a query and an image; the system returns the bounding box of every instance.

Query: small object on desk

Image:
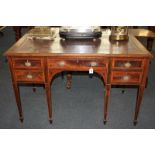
[59,26,102,39]
[27,36,56,40]
[27,27,56,40]
[110,26,129,41]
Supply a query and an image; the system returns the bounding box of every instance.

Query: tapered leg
[12,83,23,122]
[147,26,155,52]
[45,83,52,123]
[61,72,64,80]
[103,84,111,124]
[147,38,154,52]
[32,84,36,92]
[134,85,145,125]
[13,26,22,41]
[145,77,148,88]
[66,73,72,89]
[0,31,4,36]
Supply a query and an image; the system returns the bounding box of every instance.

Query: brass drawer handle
[124,62,131,68]
[90,61,98,67]
[122,75,130,81]
[25,60,32,67]
[26,74,33,79]
[58,61,65,66]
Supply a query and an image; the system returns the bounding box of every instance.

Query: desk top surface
[129,28,155,38]
[5,29,153,58]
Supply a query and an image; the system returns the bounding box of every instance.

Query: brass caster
[49,120,53,124]
[33,87,36,92]
[20,118,24,123]
[103,120,107,125]
[122,90,125,94]
[133,120,138,126]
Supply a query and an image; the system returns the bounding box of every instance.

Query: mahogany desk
[4,30,153,125]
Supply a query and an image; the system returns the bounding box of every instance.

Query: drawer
[48,59,108,69]
[112,58,144,70]
[12,58,44,69]
[14,70,45,82]
[111,71,142,84]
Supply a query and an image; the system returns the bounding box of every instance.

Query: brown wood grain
[4,28,153,124]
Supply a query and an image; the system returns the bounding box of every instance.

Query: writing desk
[4,29,153,125]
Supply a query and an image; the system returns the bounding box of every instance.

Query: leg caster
[49,120,53,124]
[32,84,36,92]
[33,87,36,92]
[133,120,138,126]
[20,118,24,123]
[121,90,125,94]
[103,120,107,125]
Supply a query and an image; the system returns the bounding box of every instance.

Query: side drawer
[47,59,108,69]
[111,71,143,84]
[112,58,144,70]
[14,70,45,82]
[12,58,44,69]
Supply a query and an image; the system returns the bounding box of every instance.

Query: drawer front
[48,59,108,69]
[14,70,45,82]
[12,58,43,69]
[111,71,142,84]
[112,58,144,70]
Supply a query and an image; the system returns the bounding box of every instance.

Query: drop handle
[124,62,131,68]
[122,75,130,81]
[59,61,65,66]
[26,74,33,79]
[25,60,32,67]
[90,61,98,67]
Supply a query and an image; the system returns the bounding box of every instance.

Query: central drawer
[47,58,108,70]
